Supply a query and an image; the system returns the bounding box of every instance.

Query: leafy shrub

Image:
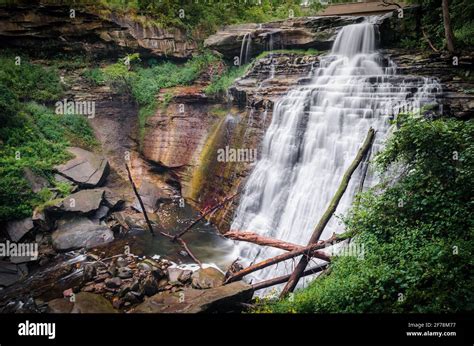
[204,65,249,97]
[0,56,63,102]
[0,101,98,221]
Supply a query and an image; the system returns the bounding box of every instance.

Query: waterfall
[240,33,252,65]
[231,21,441,290]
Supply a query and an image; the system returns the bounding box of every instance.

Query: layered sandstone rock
[0,4,197,59]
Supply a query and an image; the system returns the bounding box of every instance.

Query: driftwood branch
[252,264,329,291]
[173,192,240,240]
[422,28,440,53]
[125,163,154,237]
[160,231,202,266]
[225,234,338,284]
[280,128,375,297]
[225,230,304,252]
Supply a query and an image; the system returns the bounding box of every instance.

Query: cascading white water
[240,33,252,65]
[231,21,441,290]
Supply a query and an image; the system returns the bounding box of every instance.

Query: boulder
[55,147,109,188]
[70,292,118,313]
[132,180,164,213]
[0,261,28,287]
[132,281,253,313]
[32,207,52,231]
[58,189,105,214]
[103,188,125,210]
[191,267,225,289]
[51,217,114,251]
[6,217,34,242]
[167,267,184,284]
[47,298,74,313]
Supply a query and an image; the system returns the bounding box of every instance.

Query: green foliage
[0,56,63,102]
[82,68,106,86]
[454,21,474,47]
[204,65,249,97]
[258,113,473,313]
[403,0,474,50]
[53,180,74,196]
[0,56,97,222]
[99,0,322,35]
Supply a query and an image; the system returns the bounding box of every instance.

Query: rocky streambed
[0,143,243,313]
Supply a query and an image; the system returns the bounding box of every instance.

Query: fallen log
[125,163,154,237]
[280,127,375,297]
[252,264,329,291]
[225,234,338,284]
[225,230,303,252]
[173,192,240,240]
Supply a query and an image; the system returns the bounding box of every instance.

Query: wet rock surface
[54,147,110,188]
[6,217,34,242]
[52,218,114,251]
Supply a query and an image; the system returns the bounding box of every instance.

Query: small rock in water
[116,257,127,268]
[137,262,152,271]
[63,288,74,298]
[108,263,118,277]
[105,277,122,289]
[112,297,122,309]
[179,250,188,257]
[140,276,158,296]
[83,264,97,282]
[123,292,140,304]
[167,268,183,284]
[178,270,193,284]
[117,267,133,279]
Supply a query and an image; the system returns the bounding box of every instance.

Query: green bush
[0,56,63,102]
[204,65,250,97]
[257,113,473,313]
[82,68,107,86]
[0,55,97,222]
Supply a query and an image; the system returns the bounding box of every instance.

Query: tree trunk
[442,0,455,53]
[252,264,328,291]
[225,231,304,252]
[125,163,154,237]
[280,128,375,297]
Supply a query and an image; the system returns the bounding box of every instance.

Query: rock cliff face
[0,4,197,59]
[204,8,421,60]
[141,53,321,231]
[204,16,364,60]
